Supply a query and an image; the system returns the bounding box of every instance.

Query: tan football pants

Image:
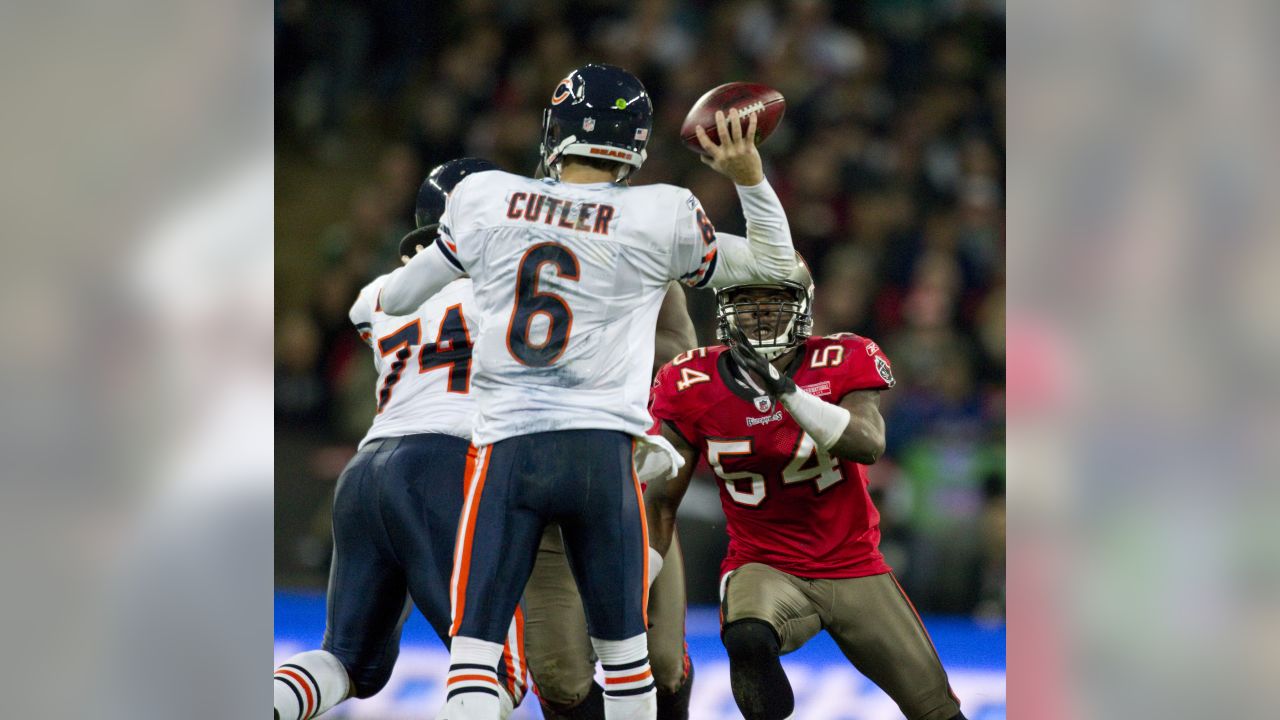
[522,524,689,707]
[722,563,961,720]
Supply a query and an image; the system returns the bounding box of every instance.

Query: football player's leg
[391,434,472,647]
[824,573,964,720]
[719,563,824,720]
[558,431,655,719]
[446,442,546,719]
[383,434,526,714]
[273,649,354,720]
[648,530,693,720]
[492,605,529,714]
[522,525,605,720]
[275,441,409,719]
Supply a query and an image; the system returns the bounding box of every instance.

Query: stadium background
[275,0,1005,716]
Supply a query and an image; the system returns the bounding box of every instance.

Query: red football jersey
[650,333,896,579]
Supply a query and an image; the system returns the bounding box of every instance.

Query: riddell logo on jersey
[746,410,784,427]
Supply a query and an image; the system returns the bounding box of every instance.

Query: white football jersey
[349,276,477,447]
[435,170,719,445]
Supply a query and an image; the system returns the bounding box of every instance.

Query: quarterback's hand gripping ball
[681,81,785,155]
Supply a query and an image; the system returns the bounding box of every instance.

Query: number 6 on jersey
[506,243,580,367]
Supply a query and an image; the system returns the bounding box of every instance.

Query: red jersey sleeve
[648,354,712,447]
[823,333,896,397]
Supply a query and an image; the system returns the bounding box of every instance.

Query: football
[680,82,786,155]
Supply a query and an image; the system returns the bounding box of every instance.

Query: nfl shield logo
[753,396,773,413]
[582,117,596,131]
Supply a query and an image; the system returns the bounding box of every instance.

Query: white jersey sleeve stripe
[436,234,464,271]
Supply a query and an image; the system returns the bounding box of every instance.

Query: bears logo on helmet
[550,75,582,106]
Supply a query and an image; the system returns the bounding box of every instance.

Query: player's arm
[644,423,700,558]
[830,390,886,464]
[381,179,472,315]
[379,237,463,315]
[695,109,795,287]
[725,324,882,461]
[348,282,377,347]
[653,283,696,375]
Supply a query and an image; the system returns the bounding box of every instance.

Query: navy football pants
[451,430,649,645]
[321,434,525,700]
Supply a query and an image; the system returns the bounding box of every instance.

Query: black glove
[726,323,795,398]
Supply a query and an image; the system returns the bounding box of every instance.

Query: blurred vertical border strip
[1010,0,1280,718]
[0,1,275,718]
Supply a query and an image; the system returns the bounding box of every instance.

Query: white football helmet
[715,254,815,360]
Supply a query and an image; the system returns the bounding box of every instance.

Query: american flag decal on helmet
[634,127,649,141]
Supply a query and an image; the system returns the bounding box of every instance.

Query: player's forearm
[645,492,680,556]
[782,388,886,463]
[779,388,853,455]
[704,181,795,288]
[735,178,794,281]
[829,406,885,464]
[643,473,683,555]
[380,245,462,315]
[643,461,693,555]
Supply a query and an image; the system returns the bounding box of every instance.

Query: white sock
[435,689,514,720]
[593,634,657,720]
[273,650,350,720]
[498,687,516,719]
[443,636,505,719]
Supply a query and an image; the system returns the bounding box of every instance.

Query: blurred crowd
[275,0,1005,616]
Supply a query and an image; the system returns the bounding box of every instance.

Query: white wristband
[780,388,850,451]
[648,547,665,587]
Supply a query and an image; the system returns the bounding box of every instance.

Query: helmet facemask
[716,285,813,360]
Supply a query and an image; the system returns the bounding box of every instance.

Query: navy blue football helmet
[399,157,498,259]
[540,64,653,181]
